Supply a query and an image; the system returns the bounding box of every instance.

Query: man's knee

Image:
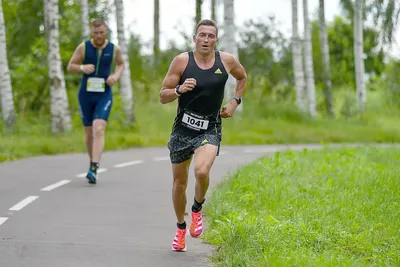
[194,164,211,179]
[92,119,106,137]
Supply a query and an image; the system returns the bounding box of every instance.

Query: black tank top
[171,51,229,136]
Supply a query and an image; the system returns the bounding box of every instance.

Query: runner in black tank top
[159,19,247,253]
[172,51,228,136]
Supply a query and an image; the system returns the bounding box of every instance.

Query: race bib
[87,77,105,92]
[182,112,209,131]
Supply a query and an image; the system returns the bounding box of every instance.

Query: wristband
[80,65,84,72]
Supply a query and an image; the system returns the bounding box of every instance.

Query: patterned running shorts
[167,132,221,164]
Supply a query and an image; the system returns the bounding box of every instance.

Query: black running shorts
[167,132,221,164]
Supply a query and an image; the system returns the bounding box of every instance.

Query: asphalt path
[0,143,393,266]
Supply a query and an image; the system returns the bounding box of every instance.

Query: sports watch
[233,97,242,105]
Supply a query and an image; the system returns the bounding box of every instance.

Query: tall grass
[203,146,400,266]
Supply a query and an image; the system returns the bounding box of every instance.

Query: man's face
[193,25,218,54]
[91,25,108,46]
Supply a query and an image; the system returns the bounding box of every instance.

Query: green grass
[1,93,400,162]
[202,146,400,267]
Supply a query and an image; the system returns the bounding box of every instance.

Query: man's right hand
[81,64,95,75]
[178,78,196,94]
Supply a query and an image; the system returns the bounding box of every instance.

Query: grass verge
[202,146,400,267]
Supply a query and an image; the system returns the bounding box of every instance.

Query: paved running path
[0,143,393,266]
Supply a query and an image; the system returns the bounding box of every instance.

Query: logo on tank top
[214,68,222,74]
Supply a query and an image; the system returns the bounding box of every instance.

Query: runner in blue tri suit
[67,18,125,184]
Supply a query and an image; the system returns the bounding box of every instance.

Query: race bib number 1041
[182,113,209,131]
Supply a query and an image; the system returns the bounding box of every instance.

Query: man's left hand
[106,74,119,86]
[220,101,238,118]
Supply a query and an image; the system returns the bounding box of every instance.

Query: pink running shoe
[172,227,187,252]
[189,210,203,237]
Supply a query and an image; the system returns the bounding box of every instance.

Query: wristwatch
[233,97,242,105]
[175,85,181,96]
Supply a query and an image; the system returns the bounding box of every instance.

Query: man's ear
[192,34,196,43]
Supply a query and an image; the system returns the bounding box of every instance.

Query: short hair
[91,18,108,28]
[195,19,218,36]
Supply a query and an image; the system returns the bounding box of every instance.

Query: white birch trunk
[153,0,160,66]
[303,0,317,117]
[223,0,242,112]
[114,0,135,124]
[319,0,334,117]
[80,0,90,40]
[354,0,366,113]
[45,0,72,133]
[291,0,306,113]
[0,0,16,128]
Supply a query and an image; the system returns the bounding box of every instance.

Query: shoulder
[169,52,190,70]
[173,52,189,65]
[218,51,241,73]
[218,51,239,65]
[74,41,86,54]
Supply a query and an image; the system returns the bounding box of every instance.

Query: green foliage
[203,147,400,266]
[311,16,385,91]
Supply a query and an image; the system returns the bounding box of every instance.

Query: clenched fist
[177,78,196,94]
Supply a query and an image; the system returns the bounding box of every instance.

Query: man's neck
[193,50,215,64]
[91,39,108,49]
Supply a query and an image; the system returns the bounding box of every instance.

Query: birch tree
[223,0,242,112]
[354,0,366,113]
[0,0,16,129]
[114,0,135,124]
[291,0,306,113]
[44,0,72,133]
[153,0,160,67]
[319,0,334,117]
[80,0,90,40]
[303,0,316,117]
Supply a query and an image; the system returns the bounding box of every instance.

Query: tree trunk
[80,0,90,40]
[223,0,241,112]
[153,0,160,67]
[0,0,16,129]
[354,0,366,114]
[319,0,334,117]
[45,0,72,133]
[114,0,135,125]
[291,0,306,113]
[303,0,317,117]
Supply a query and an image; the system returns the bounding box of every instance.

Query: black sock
[90,162,99,172]
[192,197,205,213]
[177,221,186,229]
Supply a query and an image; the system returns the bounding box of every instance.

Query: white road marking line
[218,151,227,155]
[76,168,107,178]
[0,217,8,226]
[9,196,39,211]
[153,156,169,161]
[41,180,71,192]
[114,160,144,168]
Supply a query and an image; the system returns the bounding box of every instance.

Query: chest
[85,46,113,65]
[182,68,228,96]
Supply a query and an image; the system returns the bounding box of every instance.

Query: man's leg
[168,134,193,252]
[172,158,191,227]
[84,126,93,161]
[86,91,112,184]
[189,138,219,238]
[193,144,218,205]
[92,118,107,164]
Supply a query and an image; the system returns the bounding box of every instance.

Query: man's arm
[112,45,125,79]
[67,43,85,73]
[228,54,247,100]
[159,54,186,104]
